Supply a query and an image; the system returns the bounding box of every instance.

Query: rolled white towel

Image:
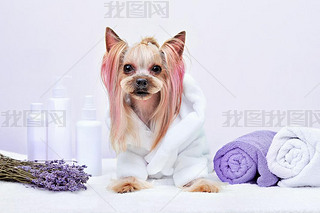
[266,127,320,187]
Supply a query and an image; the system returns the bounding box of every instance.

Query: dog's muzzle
[120,74,163,100]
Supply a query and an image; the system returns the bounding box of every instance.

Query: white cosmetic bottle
[76,95,102,176]
[27,103,47,161]
[47,76,72,161]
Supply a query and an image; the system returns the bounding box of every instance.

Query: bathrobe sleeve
[105,109,148,180]
[116,150,148,180]
[173,131,211,186]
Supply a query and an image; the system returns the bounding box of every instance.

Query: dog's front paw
[184,178,220,193]
[108,177,152,193]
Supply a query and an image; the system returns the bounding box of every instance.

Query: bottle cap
[52,75,72,98]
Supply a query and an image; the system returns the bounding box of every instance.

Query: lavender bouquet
[0,153,91,191]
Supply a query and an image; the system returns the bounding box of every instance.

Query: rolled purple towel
[213,130,279,187]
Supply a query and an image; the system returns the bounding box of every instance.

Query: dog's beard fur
[120,75,163,101]
[101,28,186,153]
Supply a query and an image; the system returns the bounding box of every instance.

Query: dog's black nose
[136,78,148,89]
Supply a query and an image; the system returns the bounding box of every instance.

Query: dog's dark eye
[123,64,134,73]
[151,65,162,74]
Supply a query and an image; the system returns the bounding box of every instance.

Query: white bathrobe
[105,74,212,187]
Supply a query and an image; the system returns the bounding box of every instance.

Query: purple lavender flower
[17,159,91,192]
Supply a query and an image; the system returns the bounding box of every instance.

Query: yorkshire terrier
[101,27,220,193]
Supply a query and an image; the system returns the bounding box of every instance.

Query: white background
[0,0,319,157]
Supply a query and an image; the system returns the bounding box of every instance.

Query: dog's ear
[162,31,186,57]
[105,27,122,52]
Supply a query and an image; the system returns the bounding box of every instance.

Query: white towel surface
[1,150,320,213]
[266,127,320,187]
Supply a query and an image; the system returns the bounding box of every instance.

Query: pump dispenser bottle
[47,76,72,161]
[76,95,102,176]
